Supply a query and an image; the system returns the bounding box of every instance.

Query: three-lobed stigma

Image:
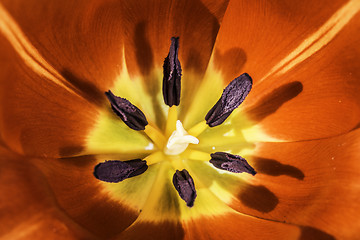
[164,120,199,155]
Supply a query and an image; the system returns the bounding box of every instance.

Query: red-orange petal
[116,221,185,240]
[1,0,229,84]
[211,0,360,141]
[118,0,229,77]
[0,0,124,92]
[0,34,98,157]
[212,0,349,81]
[182,213,300,240]
[0,146,95,239]
[0,0,230,157]
[31,155,141,239]
[244,9,360,141]
[227,129,360,239]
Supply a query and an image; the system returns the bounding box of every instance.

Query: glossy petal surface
[211,0,360,141]
[0,33,97,157]
[1,0,360,239]
[0,146,95,239]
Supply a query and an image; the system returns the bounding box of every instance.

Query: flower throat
[93,37,255,207]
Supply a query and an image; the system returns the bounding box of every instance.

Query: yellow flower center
[83,43,276,222]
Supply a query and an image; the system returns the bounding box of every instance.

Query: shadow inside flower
[134,21,154,76]
[61,69,105,107]
[133,21,167,128]
[159,181,181,215]
[180,46,248,126]
[245,81,303,122]
[252,157,305,180]
[117,221,185,240]
[184,47,205,73]
[59,145,85,157]
[183,24,220,74]
[33,155,139,238]
[130,0,228,128]
[299,226,335,240]
[59,152,150,166]
[213,48,247,81]
[187,160,279,213]
[351,121,360,131]
[58,154,98,167]
[238,184,279,213]
[182,9,220,74]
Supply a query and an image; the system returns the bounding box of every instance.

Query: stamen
[144,151,164,165]
[94,159,148,183]
[183,149,211,161]
[187,120,208,137]
[105,90,148,130]
[165,106,178,137]
[205,73,252,127]
[163,37,182,107]
[164,120,199,155]
[144,125,166,148]
[172,169,197,207]
[210,152,256,175]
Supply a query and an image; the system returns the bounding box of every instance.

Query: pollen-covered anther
[105,90,148,130]
[164,120,199,155]
[205,73,252,127]
[163,37,182,107]
[94,159,148,183]
[210,152,256,175]
[172,169,197,207]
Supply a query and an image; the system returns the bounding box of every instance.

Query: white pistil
[164,120,199,155]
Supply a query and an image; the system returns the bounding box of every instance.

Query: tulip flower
[1,0,360,239]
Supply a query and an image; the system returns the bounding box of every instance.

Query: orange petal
[31,155,141,239]
[0,0,124,92]
[0,0,230,157]
[244,9,360,141]
[117,0,230,113]
[116,221,184,240]
[182,213,301,240]
[0,34,99,157]
[0,146,95,239]
[226,129,360,239]
[211,0,360,141]
[1,0,229,84]
[119,0,229,77]
[211,0,351,81]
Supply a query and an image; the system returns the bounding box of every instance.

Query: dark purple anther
[210,152,256,176]
[205,73,252,127]
[163,37,182,107]
[172,169,197,207]
[105,90,148,130]
[94,159,148,183]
